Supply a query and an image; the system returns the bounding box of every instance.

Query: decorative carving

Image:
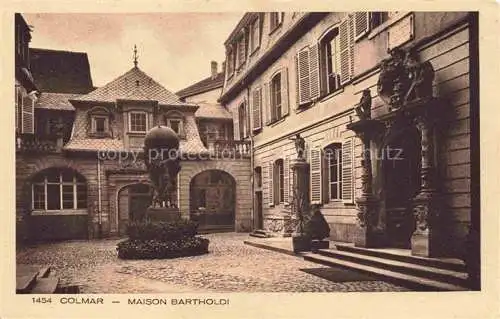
[355,89,372,120]
[377,47,435,111]
[404,48,435,102]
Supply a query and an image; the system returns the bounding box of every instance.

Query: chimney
[211,61,218,79]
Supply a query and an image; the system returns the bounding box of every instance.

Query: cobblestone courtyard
[17,233,409,293]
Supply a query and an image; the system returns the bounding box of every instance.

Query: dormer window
[129,111,148,133]
[88,107,111,137]
[164,111,185,138]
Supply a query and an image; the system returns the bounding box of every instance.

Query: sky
[23,13,243,92]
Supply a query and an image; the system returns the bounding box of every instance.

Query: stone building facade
[15,24,252,241]
[219,12,478,258]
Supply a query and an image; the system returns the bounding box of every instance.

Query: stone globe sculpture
[143,125,181,220]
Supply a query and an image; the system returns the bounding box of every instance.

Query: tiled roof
[64,138,124,152]
[35,92,80,111]
[195,102,232,120]
[176,72,224,99]
[74,67,184,105]
[29,48,94,94]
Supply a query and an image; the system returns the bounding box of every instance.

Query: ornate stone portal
[143,125,181,221]
[348,47,445,257]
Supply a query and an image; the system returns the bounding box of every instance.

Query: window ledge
[269,23,283,36]
[31,209,88,216]
[320,87,345,103]
[368,12,413,40]
[269,116,286,127]
[127,131,147,136]
[249,46,260,58]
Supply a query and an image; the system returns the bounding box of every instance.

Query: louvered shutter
[233,108,240,140]
[354,12,370,40]
[281,68,290,117]
[342,138,354,203]
[15,86,20,131]
[309,43,320,100]
[297,48,311,105]
[21,94,34,134]
[268,161,274,206]
[283,156,290,204]
[252,88,262,131]
[339,17,350,85]
[349,14,355,78]
[310,147,322,204]
[264,82,271,125]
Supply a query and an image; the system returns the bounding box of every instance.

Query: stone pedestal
[353,196,386,248]
[290,158,310,234]
[146,207,181,222]
[410,192,443,257]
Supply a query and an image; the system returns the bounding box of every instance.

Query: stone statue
[404,48,435,102]
[355,89,372,120]
[290,133,306,160]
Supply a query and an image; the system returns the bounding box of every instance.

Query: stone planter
[292,235,311,253]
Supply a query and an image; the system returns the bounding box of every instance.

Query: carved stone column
[411,114,442,257]
[347,120,385,248]
[289,158,310,235]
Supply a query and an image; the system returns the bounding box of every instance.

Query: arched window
[163,111,185,138]
[324,143,342,201]
[274,159,284,204]
[31,168,87,211]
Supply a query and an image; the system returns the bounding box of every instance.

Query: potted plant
[305,204,330,252]
[291,187,311,253]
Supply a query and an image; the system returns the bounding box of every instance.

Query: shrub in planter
[117,237,209,259]
[127,219,198,241]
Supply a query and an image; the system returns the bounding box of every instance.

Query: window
[249,18,261,53]
[91,116,108,134]
[324,144,342,201]
[31,168,87,211]
[269,12,283,33]
[129,112,147,133]
[320,28,341,95]
[166,118,184,137]
[270,73,282,121]
[371,11,400,29]
[274,159,284,204]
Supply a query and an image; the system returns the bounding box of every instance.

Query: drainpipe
[97,156,102,238]
[247,86,255,232]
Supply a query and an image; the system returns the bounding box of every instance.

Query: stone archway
[117,183,153,235]
[189,169,236,232]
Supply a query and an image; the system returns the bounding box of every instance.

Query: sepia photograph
[13,10,481,298]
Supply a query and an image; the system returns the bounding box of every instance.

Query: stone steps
[336,244,466,272]
[30,277,60,294]
[249,229,271,238]
[16,265,63,294]
[315,248,468,287]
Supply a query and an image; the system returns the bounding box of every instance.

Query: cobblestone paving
[17,233,409,293]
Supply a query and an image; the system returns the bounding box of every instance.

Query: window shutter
[283,156,290,204]
[349,14,355,78]
[267,161,274,207]
[252,88,262,131]
[233,109,240,140]
[309,43,320,100]
[310,147,322,204]
[354,12,370,40]
[15,86,20,131]
[339,17,350,85]
[297,48,311,105]
[342,138,354,203]
[281,68,290,117]
[264,82,271,125]
[21,94,34,134]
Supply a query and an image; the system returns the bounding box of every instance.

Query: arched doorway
[190,170,236,232]
[117,183,153,235]
[382,126,421,248]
